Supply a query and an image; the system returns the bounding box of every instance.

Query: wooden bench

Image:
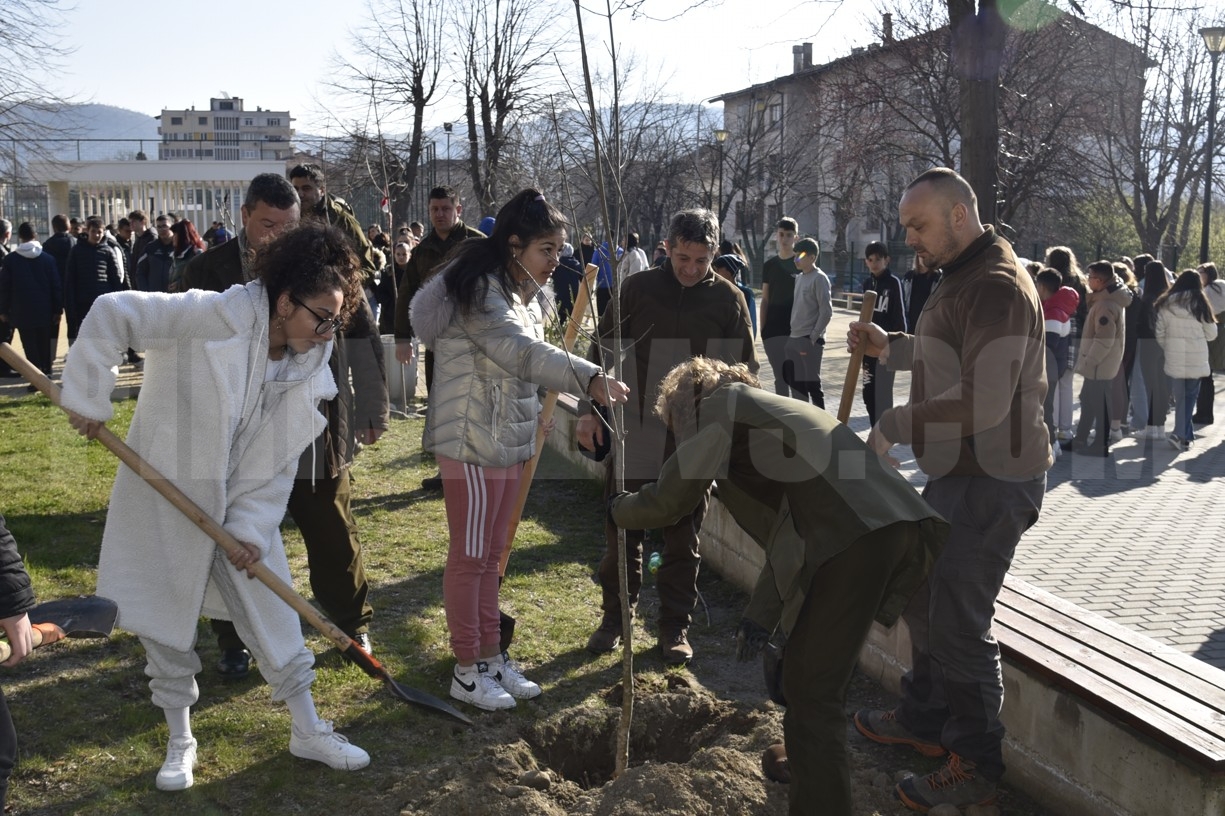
[994,576,1225,772]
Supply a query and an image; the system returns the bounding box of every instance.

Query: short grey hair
[0,219,10,238]
[667,209,720,252]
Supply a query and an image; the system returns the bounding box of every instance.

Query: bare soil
[385,580,1055,816]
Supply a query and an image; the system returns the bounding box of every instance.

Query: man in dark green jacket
[182,173,389,678]
[610,358,946,816]
[288,164,377,285]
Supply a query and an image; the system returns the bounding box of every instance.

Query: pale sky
[59,0,883,136]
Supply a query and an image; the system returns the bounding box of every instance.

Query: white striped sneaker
[451,661,517,710]
[490,651,542,700]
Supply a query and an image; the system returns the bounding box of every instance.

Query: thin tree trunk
[572,0,632,779]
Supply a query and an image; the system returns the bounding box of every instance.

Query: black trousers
[15,325,55,378]
[862,355,895,427]
[0,319,13,376]
[213,468,372,649]
[1073,377,1112,452]
[0,684,15,808]
[1195,373,1215,420]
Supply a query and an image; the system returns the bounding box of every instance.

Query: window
[170,117,182,125]
[198,116,208,125]
[267,117,281,127]
[244,118,253,126]
[218,100,234,110]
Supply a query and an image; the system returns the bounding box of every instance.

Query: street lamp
[713,128,730,226]
[1200,27,1225,264]
[443,122,453,185]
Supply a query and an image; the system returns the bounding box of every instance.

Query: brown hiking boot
[895,753,998,811]
[659,627,693,667]
[586,614,622,654]
[853,709,946,757]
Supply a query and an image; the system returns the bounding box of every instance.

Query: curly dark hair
[254,222,363,327]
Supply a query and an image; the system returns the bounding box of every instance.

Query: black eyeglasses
[291,296,343,335]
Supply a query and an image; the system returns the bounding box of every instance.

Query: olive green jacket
[611,384,947,635]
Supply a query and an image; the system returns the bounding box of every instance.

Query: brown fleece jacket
[879,226,1051,480]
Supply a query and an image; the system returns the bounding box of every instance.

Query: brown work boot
[586,613,623,654]
[853,709,946,757]
[659,626,693,667]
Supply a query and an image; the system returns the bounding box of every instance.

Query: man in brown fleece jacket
[847,168,1050,812]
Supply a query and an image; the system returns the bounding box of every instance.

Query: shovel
[0,343,473,726]
[0,595,118,663]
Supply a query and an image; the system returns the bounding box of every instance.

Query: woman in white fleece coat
[59,223,371,791]
[410,189,628,713]
[1155,269,1219,450]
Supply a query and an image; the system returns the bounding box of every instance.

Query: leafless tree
[1086,3,1218,262]
[331,0,447,227]
[455,0,566,214]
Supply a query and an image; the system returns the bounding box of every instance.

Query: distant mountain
[15,103,159,141]
[64,104,161,140]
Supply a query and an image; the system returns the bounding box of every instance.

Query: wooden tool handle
[0,622,65,664]
[836,290,879,425]
[0,343,356,655]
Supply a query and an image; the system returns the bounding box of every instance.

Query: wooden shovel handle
[837,291,878,425]
[0,343,356,655]
[0,622,65,664]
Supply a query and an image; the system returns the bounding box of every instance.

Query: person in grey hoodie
[785,236,832,407]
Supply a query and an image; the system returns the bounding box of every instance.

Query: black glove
[735,618,771,663]
[607,491,630,528]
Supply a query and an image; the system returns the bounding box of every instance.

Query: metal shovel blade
[29,596,119,638]
[0,596,119,663]
[343,642,473,726]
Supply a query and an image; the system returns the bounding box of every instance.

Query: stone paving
[6,304,1225,670]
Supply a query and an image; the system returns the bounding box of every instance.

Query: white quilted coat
[1156,293,1218,379]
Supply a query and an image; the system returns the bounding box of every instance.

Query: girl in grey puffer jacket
[409,189,628,712]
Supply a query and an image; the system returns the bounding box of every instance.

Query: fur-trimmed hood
[408,264,455,349]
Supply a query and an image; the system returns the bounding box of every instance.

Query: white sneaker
[490,651,542,700]
[1109,428,1123,443]
[289,720,370,770]
[451,661,516,711]
[155,736,198,791]
[1145,425,1165,439]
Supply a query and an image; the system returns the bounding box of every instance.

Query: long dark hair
[1142,260,1170,305]
[1155,269,1215,324]
[443,189,568,315]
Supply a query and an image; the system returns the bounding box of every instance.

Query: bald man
[847,168,1050,812]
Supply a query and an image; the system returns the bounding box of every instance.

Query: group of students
[1033,245,1224,457]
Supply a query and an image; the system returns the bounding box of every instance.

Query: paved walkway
[7,306,1225,670]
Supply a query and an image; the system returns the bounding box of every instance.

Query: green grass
[0,391,647,815]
